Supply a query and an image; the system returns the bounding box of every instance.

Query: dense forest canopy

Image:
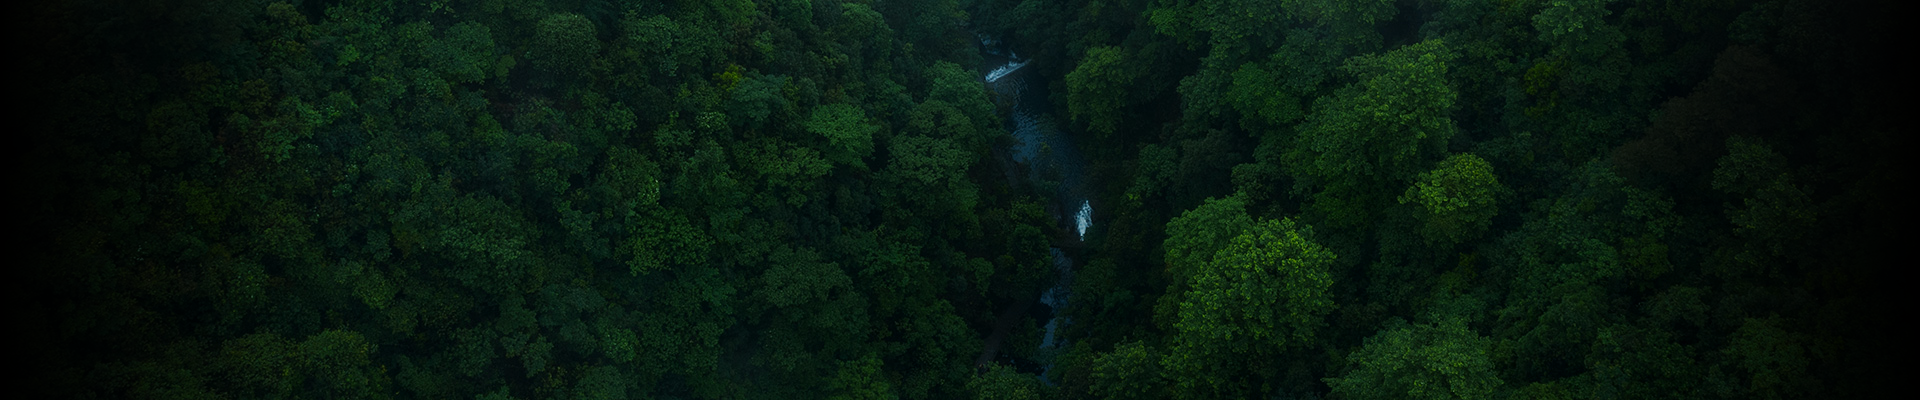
[16,0,1904,399]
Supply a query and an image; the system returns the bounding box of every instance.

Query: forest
[16,0,1903,399]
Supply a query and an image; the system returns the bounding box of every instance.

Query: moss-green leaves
[1288,39,1459,227]
[1401,153,1505,245]
[1164,217,1336,399]
[532,14,598,76]
[806,103,880,167]
[1066,46,1140,136]
[1327,319,1503,400]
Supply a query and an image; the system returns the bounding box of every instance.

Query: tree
[1066,46,1141,136]
[217,333,298,399]
[1531,0,1628,97]
[622,14,680,75]
[924,61,997,134]
[297,330,390,399]
[532,13,599,77]
[1288,39,1459,227]
[760,245,852,309]
[572,365,631,400]
[806,103,880,167]
[829,354,898,400]
[969,364,1043,400]
[1160,194,1255,288]
[428,22,496,84]
[1147,0,1394,50]
[1724,316,1816,400]
[1327,318,1504,400]
[396,183,537,295]
[879,133,979,225]
[1488,162,1678,381]
[1578,324,1705,400]
[729,73,793,129]
[1090,341,1165,400]
[1712,136,1814,267]
[1400,153,1506,245]
[1164,218,1336,399]
[833,3,895,60]
[1227,59,1306,129]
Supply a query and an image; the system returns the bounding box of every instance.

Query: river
[979,37,1090,385]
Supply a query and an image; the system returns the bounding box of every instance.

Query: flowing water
[981,37,1089,384]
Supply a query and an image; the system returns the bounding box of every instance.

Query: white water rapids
[985,58,1027,83]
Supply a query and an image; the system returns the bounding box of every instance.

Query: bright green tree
[1160,194,1256,287]
[806,103,880,167]
[1163,218,1336,399]
[1400,153,1505,245]
[1327,318,1504,400]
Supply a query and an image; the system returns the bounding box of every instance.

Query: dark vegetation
[17,0,1903,399]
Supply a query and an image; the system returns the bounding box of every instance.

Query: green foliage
[402,188,537,294]
[1090,341,1164,400]
[1288,39,1459,227]
[1148,0,1395,49]
[1066,46,1140,135]
[1534,0,1620,48]
[1165,218,1337,399]
[572,365,630,400]
[217,333,298,398]
[622,14,679,71]
[728,73,793,129]
[430,22,496,84]
[1227,60,1305,128]
[1712,136,1814,264]
[1579,324,1704,399]
[599,146,662,210]
[925,61,998,132]
[807,103,880,167]
[1725,316,1816,400]
[625,208,711,276]
[1160,194,1255,287]
[968,364,1043,400]
[298,330,389,399]
[1486,162,1682,382]
[879,133,981,223]
[532,13,600,76]
[1525,0,1629,131]
[761,246,852,308]
[1400,153,1505,245]
[1327,318,1504,400]
[829,355,898,400]
[1530,0,1631,86]
[834,3,895,60]
[21,1,1900,400]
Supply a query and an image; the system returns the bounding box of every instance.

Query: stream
[979,37,1090,385]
